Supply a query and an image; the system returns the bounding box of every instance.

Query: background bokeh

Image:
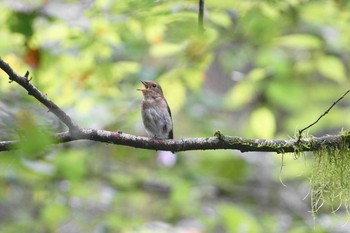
[1,0,350,232]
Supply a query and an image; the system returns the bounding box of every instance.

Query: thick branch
[0,58,79,131]
[1,128,349,153]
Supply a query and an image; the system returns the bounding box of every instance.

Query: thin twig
[198,0,205,32]
[298,89,350,142]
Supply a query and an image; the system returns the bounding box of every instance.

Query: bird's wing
[166,101,173,139]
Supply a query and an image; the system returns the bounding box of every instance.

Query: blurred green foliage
[0,0,350,232]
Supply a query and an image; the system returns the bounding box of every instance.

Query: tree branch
[0,128,349,153]
[0,58,79,132]
[0,57,349,154]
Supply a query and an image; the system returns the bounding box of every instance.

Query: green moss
[310,144,350,214]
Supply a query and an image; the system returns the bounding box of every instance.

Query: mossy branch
[0,129,349,153]
[0,58,349,153]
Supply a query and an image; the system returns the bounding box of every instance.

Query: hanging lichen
[310,143,350,214]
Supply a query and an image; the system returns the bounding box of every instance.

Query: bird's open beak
[140,80,148,87]
[137,80,148,91]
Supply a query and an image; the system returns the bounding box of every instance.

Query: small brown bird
[137,80,173,139]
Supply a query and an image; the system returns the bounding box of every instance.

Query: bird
[137,80,173,140]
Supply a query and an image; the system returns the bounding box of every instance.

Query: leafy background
[0,0,350,232]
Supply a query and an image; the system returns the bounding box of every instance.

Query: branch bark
[0,57,348,154]
[1,128,349,153]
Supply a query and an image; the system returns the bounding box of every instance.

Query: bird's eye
[152,84,157,88]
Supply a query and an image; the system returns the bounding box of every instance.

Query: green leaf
[208,12,232,28]
[246,68,266,81]
[182,69,204,92]
[220,204,260,233]
[250,107,276,139]
[277,34,322,49]
[266,81,304,109]
[35,22,70,44]
[206,0,236,8]
[197,153,247,183]
[41,203,68,229]
[150,43,183,57]
[317,55,346,83]
[224,82,255,110]
[170,180,192,206]
[112,61,141,78]
[55,150,87,181]
[164,13,198,42]
[16,112,53,157]
[7,11,36,38]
